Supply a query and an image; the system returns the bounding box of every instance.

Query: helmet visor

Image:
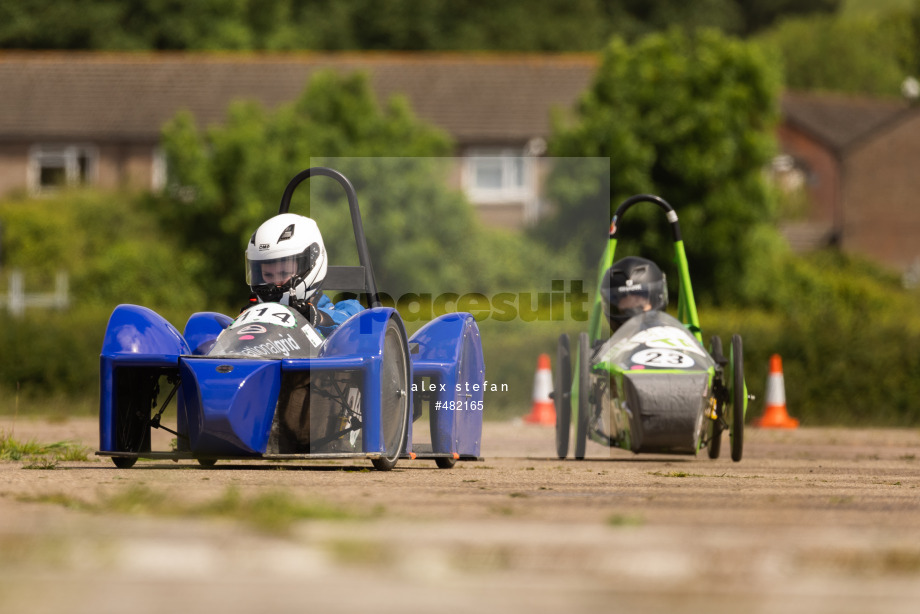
[246,243,319,289]
[608,278,668,320]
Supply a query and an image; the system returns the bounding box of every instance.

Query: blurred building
[1,53,919,276]
[0,52,595,229]
[775,91,920,279]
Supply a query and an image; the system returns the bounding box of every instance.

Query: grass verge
[0,429,89,467]
[17,485,381,535]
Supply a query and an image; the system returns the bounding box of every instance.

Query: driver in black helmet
[601,256,668,331]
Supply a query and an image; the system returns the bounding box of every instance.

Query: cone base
[524,401,556,426]
[754,405,800,429]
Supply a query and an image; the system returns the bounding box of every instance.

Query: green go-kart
[555,194,748,462]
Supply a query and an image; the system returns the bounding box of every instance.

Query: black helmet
[601,257,668,327]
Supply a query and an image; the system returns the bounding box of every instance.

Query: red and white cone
[524,353,556,426]
[754,354,799,428]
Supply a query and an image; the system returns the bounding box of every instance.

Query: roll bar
[278,167,381,308]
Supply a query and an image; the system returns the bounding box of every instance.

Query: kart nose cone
[179,358,281,455]
[623,371,709,454]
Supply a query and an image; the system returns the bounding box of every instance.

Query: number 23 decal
[630,348,695,368]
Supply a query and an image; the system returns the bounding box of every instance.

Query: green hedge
[703,306,920,427]
[3,195,919,426]
[0,305,208,405]
[702,249,920,427]
[3,298,919,426]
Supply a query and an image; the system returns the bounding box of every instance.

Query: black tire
[730,334,745,463]
[372,318,411,471]
[112,456,137,469]
[707,336,723,460]
[112,370,155,469]
[554,334,572,459]
[435,456,457,470]
[197,458,218,467]
[574,332,591,460]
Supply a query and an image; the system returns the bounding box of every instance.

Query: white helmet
[245,213,328,304]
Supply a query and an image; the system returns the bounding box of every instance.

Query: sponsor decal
[602,325,707,361]
[237,333,302,358]
[301,323,324,347]
[236,324,268,335]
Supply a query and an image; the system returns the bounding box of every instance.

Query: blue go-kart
[97,167,485,471]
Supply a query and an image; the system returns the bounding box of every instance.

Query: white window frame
[463,148,534,205]
[769,153,809,193]
[151,146,167,192]
[28,144,99,194]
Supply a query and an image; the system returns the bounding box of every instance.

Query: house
[0,51,596,229]
[2,53,919,277]
[776,91,920,280]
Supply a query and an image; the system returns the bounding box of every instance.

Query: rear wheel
[730,334,745,462]
[574,332,591,460]
[707,336,724,460]
[554,334,572,459]
[372,318,410,471]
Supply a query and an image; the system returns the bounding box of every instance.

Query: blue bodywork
[410,313,484,459]
[98,304,484,464]
[98,166,486,469]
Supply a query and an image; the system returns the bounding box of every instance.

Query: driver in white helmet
[245,213,363,336]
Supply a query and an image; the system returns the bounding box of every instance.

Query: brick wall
[777,123,840,228]
[843,112,920,271]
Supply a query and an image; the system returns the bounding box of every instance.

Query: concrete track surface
[1,417,919,614]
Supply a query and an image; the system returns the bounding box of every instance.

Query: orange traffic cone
[754,354,799,428]
[524,353,556,425]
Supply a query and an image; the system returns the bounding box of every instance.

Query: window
[769,154,812,193]
[28,144,98,194]
[464,148,533,204]
[151,147,167,192]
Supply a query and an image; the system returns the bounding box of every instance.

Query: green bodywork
[571,196,747,456]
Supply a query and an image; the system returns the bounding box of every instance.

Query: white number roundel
[230,303,297,329]
[630,348,695,368]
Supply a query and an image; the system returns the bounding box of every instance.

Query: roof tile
[0,52,598,142]
[781,90,910,152]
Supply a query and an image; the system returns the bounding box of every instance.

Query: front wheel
[554,334,572,459]
[372,318,411,471]
[730,334,745,463]
[574,332,591,460]
[112,370,156,469]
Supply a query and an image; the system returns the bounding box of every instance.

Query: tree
[756,11,913,97]
[0,0,843,51]
[0,190,207,310]
[153,70,506,305]
[0,191,209,396]
[0,0,252,50]
[734,0,841,35]
[537,28,785,305]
